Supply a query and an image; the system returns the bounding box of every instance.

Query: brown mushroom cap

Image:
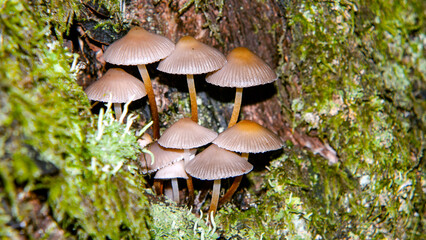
[154,160,188,179]
[157,36,226,75]
[213,120,283,153]
[139,141,195,174]
[185,144,253,180]
[103,27,175,65]
[84,68,147,103]
[157,118,218,149]
[206,47,277,88]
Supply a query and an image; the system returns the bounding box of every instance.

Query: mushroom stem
[228,88,243,128]
[137,64,160,140]
[187,74,198,123]
[208,179,221,219]
[171,178,180,203]
[153,179,163,195]
[163,181,173,200]
[184,149,195,205]
[218,152,249,206]
[113,102,122,120]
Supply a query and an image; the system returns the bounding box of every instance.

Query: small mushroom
[212,120,283,205]
[140,141,194,195]
[157,117,218,204]
[154,160,188,203]
[157,36,226,123]
[206,47,277,127]
[103,27,175,139]
[185,144,253,220]
[84,68,147,120]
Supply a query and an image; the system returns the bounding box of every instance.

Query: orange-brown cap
[158,118,218,149]
[157,36,226,75]
[185,144,253,180]
[213,120,283,153]
[103,27,175,65]
[84,68,147,103]
[154,160,188,179]
[206,47,277,88]
[139,141,194,174]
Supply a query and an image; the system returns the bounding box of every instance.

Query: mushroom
[84,68,147,120]
[157,117,218,204]
[157,36,226,123]
[139,141,194,195]
[103,27,175,139]
[154,160,188,203]
[212,120,283,205]
[185,144,253,220]
[206,47,277,127]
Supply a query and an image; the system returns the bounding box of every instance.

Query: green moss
[275,0,424,238]
[204,149,309,239]
[150,201,218,239]
[0,0,151,238]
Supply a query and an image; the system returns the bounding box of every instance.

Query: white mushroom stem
[208,179,221,219]
[228,88,243,128]
[137,64,160,140]
[218,152,249,206]
[163,181,173,200]
[113,103,122,120]
[187,74,198,123]
[171,178,180,203]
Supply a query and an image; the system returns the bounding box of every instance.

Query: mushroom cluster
[83,27,283,221]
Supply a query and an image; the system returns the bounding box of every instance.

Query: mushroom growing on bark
[154,160,188,203]
[84,68,147,120]
[212,120,283,205]
[185,144,253,221]
[140,141,194,195]
[206,47,277,127]
[157,36,226,123]
[157,117,218,204]
[103,27,175,139]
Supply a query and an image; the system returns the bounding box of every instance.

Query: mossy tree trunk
[2,0,424,239]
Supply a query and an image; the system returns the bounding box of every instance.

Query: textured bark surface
[73,0,337,164]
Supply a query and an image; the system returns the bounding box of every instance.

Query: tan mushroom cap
[139,141,195,174]
[103,27,175,65]
[154,160,188,179]
[84,68,147,103]
[206,47,277,88]
[158,118,218,149]
[157,36,226,75]
[185,144,253,180]
[213,120,283,153]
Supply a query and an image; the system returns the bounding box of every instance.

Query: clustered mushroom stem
[186,176,194,204]
[208,179,221,219]
[218,175,242,206]
[218,152,249,206]
[171,178,180,203]
[137,64,160,140]
[113,102,123,120]
[228,88,243,128]
[153,180,163,195]
[187,74,198,123]
[184,149,195,205]
[163,181,173,200]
